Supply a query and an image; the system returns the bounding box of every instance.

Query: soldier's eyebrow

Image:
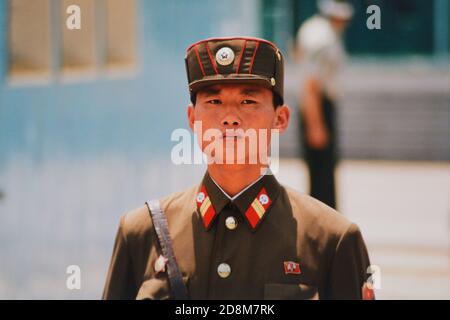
[199,87,221,97]
[240,88,263,96]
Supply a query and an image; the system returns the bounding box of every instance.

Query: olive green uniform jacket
[102,172,372,300]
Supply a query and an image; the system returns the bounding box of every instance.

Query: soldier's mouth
[222,134,243,140]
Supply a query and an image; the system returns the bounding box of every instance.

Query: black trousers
[300,95,338,209]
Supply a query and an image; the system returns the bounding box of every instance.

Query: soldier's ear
[273,104,290,134]
[187,104,195,131]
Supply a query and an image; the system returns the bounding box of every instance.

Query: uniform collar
[210,169,267,201]
[195,170,281,231]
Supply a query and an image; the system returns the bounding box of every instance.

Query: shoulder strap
[145,199,189,300]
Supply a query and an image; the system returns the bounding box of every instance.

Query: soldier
[296,0,354,209]
[102,36,374,300]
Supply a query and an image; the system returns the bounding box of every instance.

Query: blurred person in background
[296,0,353,209]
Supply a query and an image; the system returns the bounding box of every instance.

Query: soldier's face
[187,84,290,166]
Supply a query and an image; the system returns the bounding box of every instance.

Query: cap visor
[189,75,273,93]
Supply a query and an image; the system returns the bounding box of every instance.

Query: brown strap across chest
[146,199,189,300]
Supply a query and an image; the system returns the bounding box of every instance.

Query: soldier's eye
[242,99,256,105]
[207,99,221,105]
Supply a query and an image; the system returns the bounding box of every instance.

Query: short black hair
[190,92,283,108]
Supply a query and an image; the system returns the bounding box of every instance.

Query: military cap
[185,37,284,104]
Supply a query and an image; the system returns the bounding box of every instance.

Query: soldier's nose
[222,117,240,126]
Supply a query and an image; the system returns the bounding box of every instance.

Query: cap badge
[216,47,235,66]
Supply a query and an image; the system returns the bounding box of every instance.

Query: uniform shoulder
[119,184,199,241]
[160,183,199,215]
[282,185,354,240]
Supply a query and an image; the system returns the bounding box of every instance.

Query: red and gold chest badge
[284,261,302,275]
[244,187,272,229]
[196,185,217,229]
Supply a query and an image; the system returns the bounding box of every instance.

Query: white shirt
[296,15,346,101]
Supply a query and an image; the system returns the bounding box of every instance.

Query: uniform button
[225,216,237,230]
[217,263,231,278]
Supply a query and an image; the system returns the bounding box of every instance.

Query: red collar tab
[196,185,217,229]
[244,187,272,229]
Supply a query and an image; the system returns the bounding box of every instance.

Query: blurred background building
[0,0,449,299]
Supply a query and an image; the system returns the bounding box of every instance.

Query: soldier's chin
[209,153,260,166]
